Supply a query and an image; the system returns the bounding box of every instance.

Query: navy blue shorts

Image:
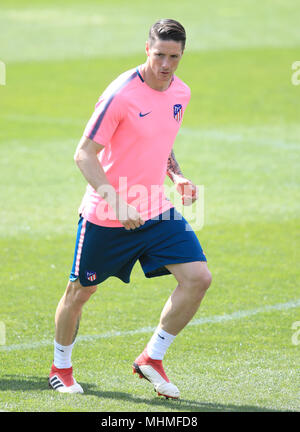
[70,207,207,286]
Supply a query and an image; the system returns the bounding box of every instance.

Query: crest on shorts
[86,271,97,282]
[173,104,183,123]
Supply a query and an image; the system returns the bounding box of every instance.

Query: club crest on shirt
[173,104,183,122]
[86,271,97,282]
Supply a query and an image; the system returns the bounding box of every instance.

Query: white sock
[53,340,75,369]
[146,327,176,360]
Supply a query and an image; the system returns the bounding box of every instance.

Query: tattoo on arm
[167,149,183,182]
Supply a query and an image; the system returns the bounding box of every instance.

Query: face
[145,38,184,82]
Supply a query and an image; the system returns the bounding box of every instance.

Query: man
[49,19,212,399]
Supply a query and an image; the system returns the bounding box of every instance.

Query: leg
[160,261,212,335]
[55,278,97,346]
[133,261,211,399]
[49,279,97,393]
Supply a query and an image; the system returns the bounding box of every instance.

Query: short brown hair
[148,19,186,50]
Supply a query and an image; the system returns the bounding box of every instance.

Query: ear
[145,40,150,57]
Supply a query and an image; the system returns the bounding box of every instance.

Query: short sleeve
[84,93,123,146]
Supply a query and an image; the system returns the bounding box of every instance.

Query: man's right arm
[74,135,107,196]
[74,136,144,230]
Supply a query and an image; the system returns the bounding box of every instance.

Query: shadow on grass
[0,375,288,412]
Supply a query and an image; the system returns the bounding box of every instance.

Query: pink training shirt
[79,65,191,227]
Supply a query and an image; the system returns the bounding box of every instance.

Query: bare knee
[64,279,97,309]
[181,266,212,298]
[200,267,212,291]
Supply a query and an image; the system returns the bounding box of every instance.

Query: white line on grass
[179,127,300,150]
[2,116,299,150]
[1,298,300,353]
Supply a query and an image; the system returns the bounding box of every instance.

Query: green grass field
[0,0,299,412]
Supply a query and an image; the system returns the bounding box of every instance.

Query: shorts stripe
[74,218,87,276]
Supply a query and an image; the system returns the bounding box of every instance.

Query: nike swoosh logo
[56,348,64,352]
[139,111,151,117]
[158,334,165,340]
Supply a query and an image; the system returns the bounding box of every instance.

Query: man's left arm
[167,149,198,206]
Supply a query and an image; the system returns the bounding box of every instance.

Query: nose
[161,58,170,69]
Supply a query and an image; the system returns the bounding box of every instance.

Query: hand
[114,197,145,230]
[98,187,145,230]
[174,175,198,206]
